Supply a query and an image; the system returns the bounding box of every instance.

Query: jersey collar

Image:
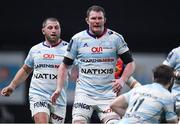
[43,39,62,48]
[87,28,107,39]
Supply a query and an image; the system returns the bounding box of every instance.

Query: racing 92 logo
[43,54,55,59]
[91,47,103,53]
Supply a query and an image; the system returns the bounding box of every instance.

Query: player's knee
[33,112,49,123]
[72,115,88,124]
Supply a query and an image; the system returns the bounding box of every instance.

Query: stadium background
[0,0,179,123]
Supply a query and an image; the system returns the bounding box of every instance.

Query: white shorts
[72,92,120,123]
[29,94,66,123]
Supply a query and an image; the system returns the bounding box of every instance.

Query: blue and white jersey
[163,46,180,70]
[119,83,177,124]
[163,46,180,110]
[25,40,69,107]
[65,28,129,101]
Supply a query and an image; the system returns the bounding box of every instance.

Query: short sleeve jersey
[120,83,177,123]
[65,28,129,100]
[163,46,180,70]
[163,46,180,109]
[25,40,68,107]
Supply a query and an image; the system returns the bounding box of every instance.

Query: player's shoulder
[61,40,69,46]
[162,89,175,102]
[166,46,180,57]
[172,46,180,53]
[59,40,69,51]
[107,28,124,41]
[71,30,87,39]
[107,28,123,36]
[29,42,43,51]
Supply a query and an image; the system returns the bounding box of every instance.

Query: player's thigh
[29,95,50,122]
[72,94,94,123]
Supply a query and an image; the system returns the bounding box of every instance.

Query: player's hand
[1,85,14,96]
[51,89,60,105]
[112,78,125,93]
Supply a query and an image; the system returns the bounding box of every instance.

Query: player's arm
[112,51,135,93]
[51,57,73,105]
[1,64,32,96]
[165,103,178,123]
[114,58,140,89]
[126,76,141,89]
[110,94,128,117]
[69,64,79,82]
[119,51,135,83]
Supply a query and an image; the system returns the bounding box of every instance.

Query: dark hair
[42,17,60,28]
[86,5,106,18]
[153,64,174,85]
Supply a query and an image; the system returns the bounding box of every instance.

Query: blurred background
[0,0,179,123]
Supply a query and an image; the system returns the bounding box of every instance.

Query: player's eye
[55,26,60,30]
[47,26,53,30]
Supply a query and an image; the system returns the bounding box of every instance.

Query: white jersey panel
[120,83,177,123]
[25,41,69,107]
[163,46,180,70]
[163,46,180,110]
[65,29,129,100]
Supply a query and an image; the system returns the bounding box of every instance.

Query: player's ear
[85,18,89,24]
[42,29,45,35]
[104,17,106,24]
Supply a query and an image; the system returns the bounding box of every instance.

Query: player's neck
[88,28,107,38]
[45,39,61,47]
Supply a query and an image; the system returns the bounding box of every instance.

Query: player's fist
[112,78,125,93]
[1,86,14,96]
[51,90,60,105]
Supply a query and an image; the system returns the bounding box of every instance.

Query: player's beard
[91,26,104,36]
[46,35,60,44]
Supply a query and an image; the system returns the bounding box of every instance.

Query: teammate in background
[110,64,178,123]
[1,17,70,123]
[51,5,135,124]
[114,58,124,79]
[163,46,180,121]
